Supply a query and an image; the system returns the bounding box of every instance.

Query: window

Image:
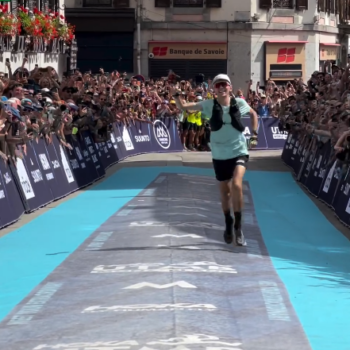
[173,0,203,7]
[155,0,170,6]
[296,0,308,10]
[318,0,325,12]
[83,0,112,6]
[206,0,221,7]
[273,0,293,9]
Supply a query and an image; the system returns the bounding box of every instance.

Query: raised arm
[170,87,203,112]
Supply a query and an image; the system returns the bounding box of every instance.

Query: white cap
[212,74,231,86]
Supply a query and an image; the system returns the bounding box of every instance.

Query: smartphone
[24,54,28,59]
[4,73,8,78]
[5,58,9,63]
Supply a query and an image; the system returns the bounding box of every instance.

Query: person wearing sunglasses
[171,74,258,247]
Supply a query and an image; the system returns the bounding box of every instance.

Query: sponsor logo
[3,172,12,184]
[152,46,168,56]
[277,48,295,63]
[271,127,288,140]
[39,154,50,170]
[91,261,237,274]
[82,303,216,313]
[243,127,251,135]
[153,120,171,149]
[33,334,243,350]
[135,135,150,142]
[122,127,134,151]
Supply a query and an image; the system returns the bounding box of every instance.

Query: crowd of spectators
[1,58,348,161]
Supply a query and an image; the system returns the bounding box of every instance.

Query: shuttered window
[259,0,272,9]
[206,0,221,7]
[318,0,325,12]
[330,0,335,13]
[155,0,170,7]
[296,0,308,10]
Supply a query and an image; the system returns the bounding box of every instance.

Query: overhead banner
[148,41,227,60]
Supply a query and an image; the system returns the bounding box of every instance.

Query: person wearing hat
[171,73,258,246]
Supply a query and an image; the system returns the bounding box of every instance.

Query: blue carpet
[1,166,350,350]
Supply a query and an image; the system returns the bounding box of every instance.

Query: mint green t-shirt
[198,98,251,160]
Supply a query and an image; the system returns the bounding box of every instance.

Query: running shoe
[235,228,247,246]
[223,221,233,244]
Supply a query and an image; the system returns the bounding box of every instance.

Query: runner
[171,74,258,246]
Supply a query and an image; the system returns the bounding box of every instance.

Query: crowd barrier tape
[281,131,350,227]
[0,117,182,229]
[241,116,287,150]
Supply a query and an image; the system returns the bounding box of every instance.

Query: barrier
[281,131,350,227]
[241,116,287,150]
[0,117,182,229]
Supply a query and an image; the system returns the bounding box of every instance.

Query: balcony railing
[273,0,293,9]
[173,0,203,7]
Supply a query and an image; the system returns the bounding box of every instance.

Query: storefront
[148,41,227,80]
[319,43,340,71]
[264,41,307,83]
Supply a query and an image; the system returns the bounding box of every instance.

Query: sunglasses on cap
[214,81,230,89]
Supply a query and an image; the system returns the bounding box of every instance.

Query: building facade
[65,0,347,88]
[0,0,68,77]
[141,0,342,88]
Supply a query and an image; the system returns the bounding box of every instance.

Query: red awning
[320,43,341,46]
[266,41,308,44]
[148,41,227,44]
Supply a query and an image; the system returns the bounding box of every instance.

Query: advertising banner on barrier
[281,131,350,226]
[82,132,106,179]
[0,161,25,228]
[333,166,350,224]
[241,116,286,150]
[242,118,267,149]
[52,137,78,194]
[0,118,182,225]
[45,137,77,198]
[262,118,288,149]
[18,142,54,212]
[112,117,183,160]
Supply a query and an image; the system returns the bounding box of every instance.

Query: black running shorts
[212,155,249,182]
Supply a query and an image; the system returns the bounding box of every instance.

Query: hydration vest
[209,97,245,132]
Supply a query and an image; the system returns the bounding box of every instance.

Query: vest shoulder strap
[230,96,237,106]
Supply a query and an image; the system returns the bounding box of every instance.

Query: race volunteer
[171,74,258,246]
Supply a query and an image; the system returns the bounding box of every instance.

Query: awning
[266,41,308,44]
[148,41,227,44]
[320,43,341,46]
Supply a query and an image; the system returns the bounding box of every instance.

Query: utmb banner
[242,116,287,149]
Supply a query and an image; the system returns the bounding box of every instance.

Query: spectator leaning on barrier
[271,61,350,166]
[6,60,349,162]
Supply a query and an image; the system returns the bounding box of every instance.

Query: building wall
[251,0,337,26]
[63,0,342,84]
[0,0,67,76]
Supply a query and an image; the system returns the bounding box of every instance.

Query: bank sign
[149,42,227,60]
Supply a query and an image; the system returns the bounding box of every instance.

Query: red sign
[277,48,296,63]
